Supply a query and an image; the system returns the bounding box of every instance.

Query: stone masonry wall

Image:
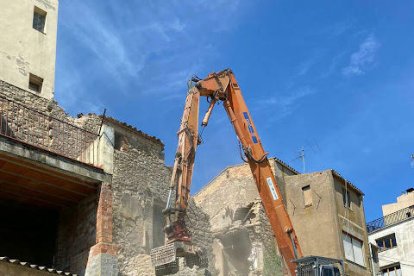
[0,80,217,275]
[112,127,169,275]
[194,161,289,276]
[112,124,216,275]
[0,81,101,163]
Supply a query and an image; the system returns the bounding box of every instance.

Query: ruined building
[0,1,216,275]
[367,188,414,276]
[195,159,373,276]
[0,1,376,276]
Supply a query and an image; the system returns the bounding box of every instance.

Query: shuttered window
[342,232,365,266]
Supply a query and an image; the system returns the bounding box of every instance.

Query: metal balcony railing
[367,205,414,233]
[0,95,98,165]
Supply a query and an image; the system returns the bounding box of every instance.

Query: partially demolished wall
[194,160,298,276]
[110,122,215,276]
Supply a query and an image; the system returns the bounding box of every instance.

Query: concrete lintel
[0,136,110,183]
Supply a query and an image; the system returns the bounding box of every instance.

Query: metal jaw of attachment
[150,241,208,276]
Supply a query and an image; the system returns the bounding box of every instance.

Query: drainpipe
[368,243,377,276]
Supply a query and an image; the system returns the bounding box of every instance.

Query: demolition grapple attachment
[150,241,208,276]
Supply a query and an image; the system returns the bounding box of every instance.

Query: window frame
[28,73,43,93]
[381,263,401,276]
[376,233,397,252]
[342,232,365,267]
[302,185,313,207]
[33,6,47,33]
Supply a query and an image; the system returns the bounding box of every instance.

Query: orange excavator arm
[153,69,302,276]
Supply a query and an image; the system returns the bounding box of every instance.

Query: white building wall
[368,218,414,276]
[0,0,59,99]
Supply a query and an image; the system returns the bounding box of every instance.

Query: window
[342,187,351,208]
[381,263,401,276]
[302,185,312,207]
[33,6,46,32]
[28,74,43,93]
[342,232,365,266]
[376,233,397,252]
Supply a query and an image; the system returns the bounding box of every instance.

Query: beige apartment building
[194,159,372,276]
[0,0,58,99]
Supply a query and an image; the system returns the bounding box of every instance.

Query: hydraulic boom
[151,69,302,275]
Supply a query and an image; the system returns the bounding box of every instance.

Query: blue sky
[55,0,414,221]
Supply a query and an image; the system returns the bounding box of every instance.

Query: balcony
[0,94,109,209]
[0,95,98,165]
[367,205,414,233]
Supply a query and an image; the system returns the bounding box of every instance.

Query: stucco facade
[0,0,58,99]
[368,218,414,276]
[367,189,414,276]
[285,171,371,276]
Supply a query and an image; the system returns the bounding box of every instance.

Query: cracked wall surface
[194,159,295,276]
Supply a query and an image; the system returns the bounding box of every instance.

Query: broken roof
[78,113,164,146]
[102,116,164,146]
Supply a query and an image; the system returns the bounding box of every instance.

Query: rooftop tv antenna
[292,147,306,173]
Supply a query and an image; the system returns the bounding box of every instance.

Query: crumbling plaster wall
[194,159,297,232]
[194,160,291,276]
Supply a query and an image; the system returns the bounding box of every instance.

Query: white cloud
[342,34,380,76]
[55,0,246,114]
[255,87,316,120]
[297,59,315,76]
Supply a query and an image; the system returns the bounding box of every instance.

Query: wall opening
[28,73,43,93]
[302,185,312,207]
[33,6,47,33]
[0,200,58,266]
[342,187,351,208]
